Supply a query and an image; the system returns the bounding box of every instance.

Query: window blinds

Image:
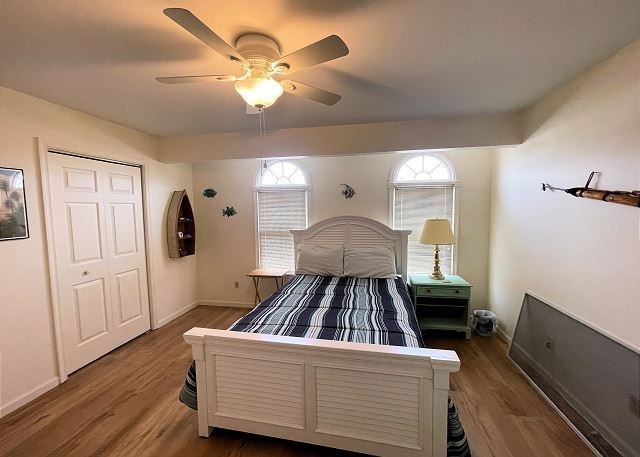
[257,190,307,270]
[393,186,454,274]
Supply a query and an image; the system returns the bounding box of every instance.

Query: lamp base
[430,244,446,280]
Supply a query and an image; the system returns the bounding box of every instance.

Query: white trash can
[472,310,497,336]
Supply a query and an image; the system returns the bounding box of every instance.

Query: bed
[180,216,468,457]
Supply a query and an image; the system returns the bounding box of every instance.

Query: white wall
[0,86,197,416]
[192,149,493,310]
[489,41,640,348]
[146,162,198,327]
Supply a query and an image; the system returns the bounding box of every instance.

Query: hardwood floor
[0,306,593,457]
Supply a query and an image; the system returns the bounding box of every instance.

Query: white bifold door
[48,152,150,374]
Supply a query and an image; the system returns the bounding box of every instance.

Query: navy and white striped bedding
[230,274,424,347]
[179,274,471,456]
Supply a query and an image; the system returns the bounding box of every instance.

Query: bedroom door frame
[37,138,159,383]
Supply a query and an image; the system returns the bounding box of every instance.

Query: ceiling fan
[156,8,349,110]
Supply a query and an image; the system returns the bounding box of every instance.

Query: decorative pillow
[296,245,344,277]
[344,246,397,279]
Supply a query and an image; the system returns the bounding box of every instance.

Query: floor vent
[509,293,639,457]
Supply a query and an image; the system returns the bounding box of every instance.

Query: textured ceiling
[1,0,639,135]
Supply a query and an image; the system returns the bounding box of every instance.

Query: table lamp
[419,218,455,280]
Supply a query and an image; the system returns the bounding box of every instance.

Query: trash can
[472,310,497,336]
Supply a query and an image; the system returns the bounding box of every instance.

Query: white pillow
[296,245,344,277]
[344,246,397,279]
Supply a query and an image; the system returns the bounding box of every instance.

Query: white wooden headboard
[291,216,411,280]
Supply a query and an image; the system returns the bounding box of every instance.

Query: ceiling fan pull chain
[259,108,267,173]
[263,109,269,170]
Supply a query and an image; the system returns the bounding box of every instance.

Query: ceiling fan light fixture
[234,76,283,109]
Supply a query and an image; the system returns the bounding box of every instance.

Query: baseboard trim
[197,299,254,309]
[153,298,255,328]
[495,326,512,345]
[0,377,59,418]
[154,300,199,328]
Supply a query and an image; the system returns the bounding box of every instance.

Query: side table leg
[252,277,261,305]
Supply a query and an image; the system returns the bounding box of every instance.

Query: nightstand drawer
[416,286,470,298]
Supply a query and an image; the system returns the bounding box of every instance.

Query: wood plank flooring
[0,306,593,457]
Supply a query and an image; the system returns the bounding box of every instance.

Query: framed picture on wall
[0,167,29,241]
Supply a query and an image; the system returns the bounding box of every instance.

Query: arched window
[394,153,454,183]
[259,160,307,187]
[256,160,309,270]
[390,153,456,274]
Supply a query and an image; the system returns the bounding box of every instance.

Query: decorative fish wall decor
[202,188,217,198]
[341,184,356,199]
[222,206,237,217]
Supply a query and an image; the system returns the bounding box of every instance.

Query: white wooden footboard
[184,328,460,457]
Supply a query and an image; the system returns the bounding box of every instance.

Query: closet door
[102,162,150,347]
[49,153,150,374]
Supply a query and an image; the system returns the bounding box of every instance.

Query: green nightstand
[408,274,472,339]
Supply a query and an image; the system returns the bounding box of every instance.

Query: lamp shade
[419,219,455,245]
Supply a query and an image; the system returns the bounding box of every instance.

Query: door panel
[114,269,142,324]
[103,161,150,345]
[49,153,150,374]
[110,204,137,255]
[108,173,134,193]
[63,167,97,192]
[73,278,109,342]
[66,203,103,263]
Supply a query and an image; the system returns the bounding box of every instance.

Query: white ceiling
[1,1,638,136]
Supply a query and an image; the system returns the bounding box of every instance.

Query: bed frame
[183,216,460,457]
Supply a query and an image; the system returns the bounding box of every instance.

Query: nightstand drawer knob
[426,289,431,293]
[455,290,460,293]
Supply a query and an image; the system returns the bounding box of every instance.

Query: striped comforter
[232,274,424,346]
[179,274,471,456]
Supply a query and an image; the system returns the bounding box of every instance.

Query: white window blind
[257,190,307,270]
[393,186,454,274]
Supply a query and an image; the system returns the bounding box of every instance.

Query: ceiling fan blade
[163,8,246,64]
[281,80,341,106]
[156,75,238,84]
[272,35,348,74]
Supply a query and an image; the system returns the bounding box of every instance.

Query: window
[256,160,309,270]
[391,153,456,274]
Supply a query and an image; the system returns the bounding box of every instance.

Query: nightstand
[408,274,472,339]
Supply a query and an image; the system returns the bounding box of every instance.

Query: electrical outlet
[545,335,555,353]
[234,281,240,289]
